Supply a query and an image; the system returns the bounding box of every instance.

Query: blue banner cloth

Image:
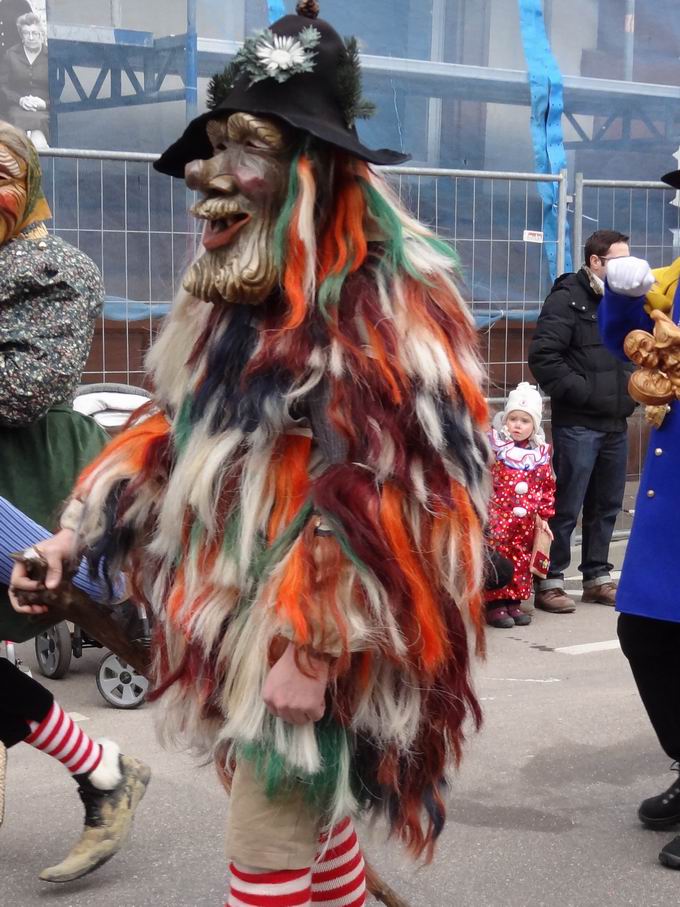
[268,1,287,22]
[517,0,572,280]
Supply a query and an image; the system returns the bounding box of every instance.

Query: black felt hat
[661,170,680,190]
[155,0,410,178]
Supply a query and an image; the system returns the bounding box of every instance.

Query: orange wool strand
[267,434,312,543]
[450,481,485,650]
[275,541,312,646]
[318,162,368,282]
[75,410,170,493]
[282,156,315,330]
[379,484,447,672]
[166,564,187,625]
[363,317,404,404]
[407,279,488,426]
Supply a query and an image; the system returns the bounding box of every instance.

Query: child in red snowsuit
[485,383,555,628]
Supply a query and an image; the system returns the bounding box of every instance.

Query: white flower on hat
[234,26,321,86]
[255,34,309,74]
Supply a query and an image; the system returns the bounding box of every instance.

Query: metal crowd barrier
[40,148,673,536]
[38,148,566,400]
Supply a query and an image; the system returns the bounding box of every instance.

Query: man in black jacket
[528,230,634,613]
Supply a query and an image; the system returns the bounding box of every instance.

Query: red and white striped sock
[25,701,102,777]
[311,817,366,906]
[226,864,312,907]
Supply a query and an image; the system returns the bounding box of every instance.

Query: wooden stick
[365,859,411,907]
[9,552,151,677]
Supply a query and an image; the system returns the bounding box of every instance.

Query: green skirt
[0,405,108,642]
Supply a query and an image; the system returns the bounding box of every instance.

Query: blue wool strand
[190,306,258,430]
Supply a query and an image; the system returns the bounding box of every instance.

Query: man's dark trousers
[540,425,627,590]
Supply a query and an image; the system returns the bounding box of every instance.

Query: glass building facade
[19,0,677,182]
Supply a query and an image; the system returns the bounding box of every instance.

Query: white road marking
[554,639,621,656]
[489,677,562,683]
[68,712,90,722]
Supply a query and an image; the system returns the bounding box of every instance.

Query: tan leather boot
[534,587,576,613]
[581,582,617,605]
[39,746,150,883]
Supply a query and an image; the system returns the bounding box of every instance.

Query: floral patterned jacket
[0,233,103,426]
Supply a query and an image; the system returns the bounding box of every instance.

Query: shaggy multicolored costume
[65,2,490,863]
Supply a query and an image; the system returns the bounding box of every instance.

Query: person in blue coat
[600,171,680,870]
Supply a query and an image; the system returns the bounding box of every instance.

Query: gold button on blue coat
[647,489,655,498]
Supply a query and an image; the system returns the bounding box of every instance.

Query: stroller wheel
[34,622,72,679]
[96,652,148,709]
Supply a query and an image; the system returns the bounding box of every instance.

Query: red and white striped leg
[25,702,102,777]
[312,817,366,906]
[226,864,313,907]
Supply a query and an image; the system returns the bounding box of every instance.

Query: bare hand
[19,96,37,111]
[9,529,78,615]
[262,642,330,726]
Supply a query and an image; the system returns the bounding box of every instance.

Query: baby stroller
[33,383,152,709]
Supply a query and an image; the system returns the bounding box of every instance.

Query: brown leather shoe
[534,587,576,613]
[581,582,617,606]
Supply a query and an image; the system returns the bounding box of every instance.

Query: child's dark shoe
[486,606,515,629]
[507,604,532,626]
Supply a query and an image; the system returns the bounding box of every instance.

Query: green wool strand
[173,396,194,455]
[221,506,242,560]
[318,266,352,319]
[252,500,314,581]
[239,715,350,809]
[316,508,372,576]
[425,233,460,268]
[360,177,462,288]
[273,150,302,273]
[359,177,419,279]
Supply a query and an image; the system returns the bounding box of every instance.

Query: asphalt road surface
[2,541,679,906]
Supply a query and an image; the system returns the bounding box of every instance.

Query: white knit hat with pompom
[503,382,543,433]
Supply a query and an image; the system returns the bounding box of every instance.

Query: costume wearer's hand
[8,528,77,615]
[262,642,330,726]
[535,515,553,541]
[606,256,655,298]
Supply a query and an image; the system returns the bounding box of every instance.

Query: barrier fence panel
[383,167,566,401]
[39,149,567,399]
[44,149,670,538]
[40,149,680,541]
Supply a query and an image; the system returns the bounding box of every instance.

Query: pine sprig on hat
[207,61,239,110]
[209,26,321,97]
[337,36,376,126]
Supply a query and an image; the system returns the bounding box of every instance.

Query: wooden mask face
[183,113,296,305]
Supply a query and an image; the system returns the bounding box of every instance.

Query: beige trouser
[226,759,323,870]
